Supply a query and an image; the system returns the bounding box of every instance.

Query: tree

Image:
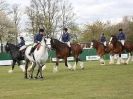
[25,0,75,37]
[81,21,106,42]
[11,4,21,44]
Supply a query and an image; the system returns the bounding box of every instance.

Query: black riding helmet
[20,37,24,40]
[63,28,68,32]
[39,29,44,32]
[119,28,123,31]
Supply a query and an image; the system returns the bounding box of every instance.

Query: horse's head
[45,37,63,50]
[109,35,117,45]
[90,40,98,48]
[5,42,19,52]
[45,37,52,49]
[5,42,10,52]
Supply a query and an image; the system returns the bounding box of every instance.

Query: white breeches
[66,41,71,47]
[19,45,27,51]
[119,40,125,46]
[103,41,107,46]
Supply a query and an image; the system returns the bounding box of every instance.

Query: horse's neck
[94,42,100,49]
[9,48,19,55]
[40,42,47,52]
[113,41,121,49]
[52,39,66,49]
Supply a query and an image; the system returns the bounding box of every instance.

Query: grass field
[0,61,133,99]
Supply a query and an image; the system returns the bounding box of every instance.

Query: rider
[117,28,126,46]
[61,27,71,55]
[29,29,45,56]
[17,36,25,50]
[100,33,107,47]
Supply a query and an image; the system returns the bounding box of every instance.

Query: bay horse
[124,41,133,64]
[109,35,124,64]
[90,40,110,65]
[45,37,84,72]
[5,42,25,73]
[24,37,48,79]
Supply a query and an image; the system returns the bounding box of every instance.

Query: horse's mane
[52,38,68,46]
[92,39,102,45]
[51,38,69,50]
[6,43,19,50]
[53,38,65,44]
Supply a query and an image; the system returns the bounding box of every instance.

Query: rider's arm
[34,34,38,43]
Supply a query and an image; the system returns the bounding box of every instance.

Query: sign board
[52,57,74,62]
[86,55,100,60]
[0,60,12,66]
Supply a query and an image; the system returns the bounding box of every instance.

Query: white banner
[0,60,12,66]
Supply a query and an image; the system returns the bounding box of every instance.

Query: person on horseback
[17,36,25,51]
[61,27,71,55]
[29,29,45,55]
[100,33,107,46]
[117,28,126,46]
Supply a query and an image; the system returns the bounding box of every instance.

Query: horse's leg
[29,62,36,79]
[35,63,41,79]
[130,52,133,62]
[79,58,84,69]
[116,54,121,65]
[99,55,105,65]
[17,60,25,72]
[73,56,78,70]
[131,52,133,62]
[25,59,29,79]
[42,64,46,71]
[66,57,72,70]
[28,62,34,72]
[8,60,16,73]
[126,52,131,64]
[109,54,114,64]
[39,64,44,79]
[53,58,58,73]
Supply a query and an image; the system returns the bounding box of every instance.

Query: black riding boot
[29,46,36,56]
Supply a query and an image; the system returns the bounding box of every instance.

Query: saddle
[36,43,41,50]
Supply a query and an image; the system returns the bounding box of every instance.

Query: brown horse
[109,35,124,64]
[124,41,133,64]
[45,38,84,72]
[90,40,109,65]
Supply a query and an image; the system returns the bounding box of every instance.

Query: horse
[90,40,110,65]
[24,37,48,79]
[124,41,133,64]
[5,43,26,73]
[109,35,124,64]
[45,37,84,72]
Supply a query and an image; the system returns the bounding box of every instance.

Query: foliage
[25,0,75,37]
[81,16,133,42]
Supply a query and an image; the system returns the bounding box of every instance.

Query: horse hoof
[8,70,13,73]
[29,75,33,79]
[123,63,127,65]
[100,63,105,65]
[34,77,38,79]
[24,77,28,79]
[39,77,44,80]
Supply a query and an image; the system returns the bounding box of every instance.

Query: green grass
[0,61,133,99]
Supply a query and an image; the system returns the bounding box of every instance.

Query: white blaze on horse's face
[109,37,113,44]
[45,38,51,49]
[90,42,93,48]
